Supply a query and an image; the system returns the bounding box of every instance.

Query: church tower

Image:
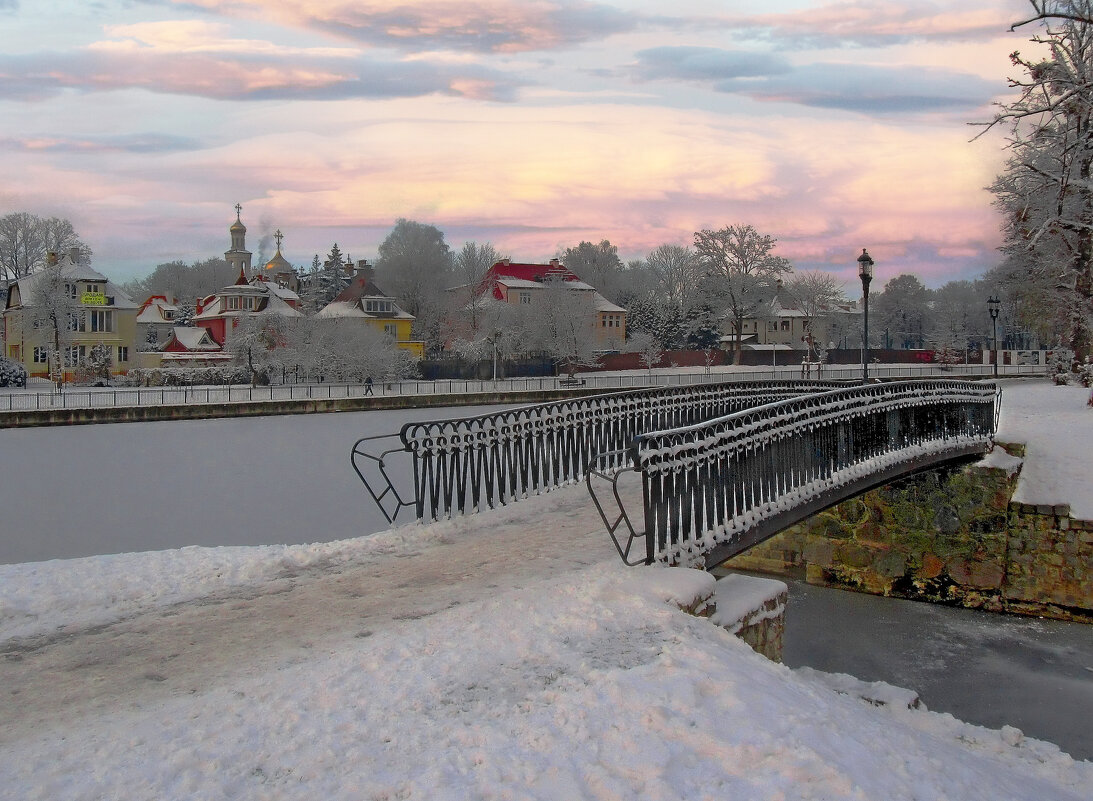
[225,203,252,279]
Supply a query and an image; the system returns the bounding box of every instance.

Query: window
[68,312,85,332]
[225,296,241,311]
[64,346,86,367]
[33,347,48,364]
[64,283,77,300]
[89,310,113,333]
[163,309,175,321]
[780,320,790,331]
[767,321,777,332]
[242,296,257,311]
[366,299,393,314]
[383,324,397,337]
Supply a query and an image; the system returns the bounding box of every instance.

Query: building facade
[452,259,627,352]
[316,264,423,357]
[3,249,138,381]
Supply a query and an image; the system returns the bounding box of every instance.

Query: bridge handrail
[625,380,1001,567]
[351,379,849,523]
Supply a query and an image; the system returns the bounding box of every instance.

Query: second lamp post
[858,248,874,382]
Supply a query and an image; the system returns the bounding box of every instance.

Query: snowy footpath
[1,379,1091,799]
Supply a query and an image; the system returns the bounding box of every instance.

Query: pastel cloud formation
[0,0,1026,286]
[141,0,636,53]
[733,0,1016,48]
[632,47,997,114]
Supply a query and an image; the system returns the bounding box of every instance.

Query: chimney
[501,258,510,266]
[69,247,81,265]
[47,252,58,266]
[549,258,560,268]
[357,259,374,281]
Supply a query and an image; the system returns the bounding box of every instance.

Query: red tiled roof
[479,261,578,299]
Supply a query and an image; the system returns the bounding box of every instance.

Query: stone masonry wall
[724,445,1093,623]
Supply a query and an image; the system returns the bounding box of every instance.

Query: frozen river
[781,578,1093,762]
[0,406,510,564]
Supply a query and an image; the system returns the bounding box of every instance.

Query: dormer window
[365,299,392,314]
[163,309,175,321]
[226,296,241,311]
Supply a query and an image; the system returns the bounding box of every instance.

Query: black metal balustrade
[351,380,848,524]
[588,380,1001,568]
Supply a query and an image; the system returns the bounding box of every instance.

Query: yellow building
[315,265,424,358]
[3,249,138,381]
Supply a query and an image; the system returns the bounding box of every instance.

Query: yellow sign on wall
[81,292,106,306]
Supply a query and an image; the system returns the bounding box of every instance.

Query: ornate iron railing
[588,380,1001,568]
[351,380,848,524]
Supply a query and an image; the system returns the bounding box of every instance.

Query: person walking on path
[365,376,374,395]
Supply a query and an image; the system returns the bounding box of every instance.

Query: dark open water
[778,577,1093,762]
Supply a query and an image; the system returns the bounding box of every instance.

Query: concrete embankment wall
[724,444,1093,623]
[0,387,607,428]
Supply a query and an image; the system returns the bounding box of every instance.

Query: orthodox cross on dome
[235,203,243,221]
[274,229,284,252]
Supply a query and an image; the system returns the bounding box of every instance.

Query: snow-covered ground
[0,377,1090,799]
[995,379,1093,519]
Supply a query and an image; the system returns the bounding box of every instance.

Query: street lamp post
[857,248,874,382]
[988,295,1001,378]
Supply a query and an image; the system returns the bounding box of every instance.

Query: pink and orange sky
[0,0,1039,288]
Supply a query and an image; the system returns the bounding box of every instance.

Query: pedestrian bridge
[351,379,1000,570]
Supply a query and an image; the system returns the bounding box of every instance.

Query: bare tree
[1011,0,1093,30]
[693,225,793,362]
[451,241,501,337]
[27,258,79,388]
[560,240,624,302]
[874,274,931,350]
[230,312,285,387]
[525,278,599,378]
[786,271,846,362]
[977,1,1093,360]
[0,213,90,282]
[626,330,665,374]
[643,243,703,313]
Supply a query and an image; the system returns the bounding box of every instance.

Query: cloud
[0,49,524,102]
[95,20,358,58]
[632,47,791,82]
[731,0,1014,49]
[0,133,203,154]
[138,0,637,53]
[632,47,997,115]
[0,0,16,10]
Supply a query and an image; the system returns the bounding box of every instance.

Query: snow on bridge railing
[349,380,849,525]
[587,380,1002,569]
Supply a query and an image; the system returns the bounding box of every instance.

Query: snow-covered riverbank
[1,378,1090,799]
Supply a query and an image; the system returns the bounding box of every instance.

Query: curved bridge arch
[588,380,1001,568]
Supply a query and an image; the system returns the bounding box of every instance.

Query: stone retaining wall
[680,573,788,662]
[724,446,1092,623]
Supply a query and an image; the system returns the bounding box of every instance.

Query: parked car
[0,356,27,388]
